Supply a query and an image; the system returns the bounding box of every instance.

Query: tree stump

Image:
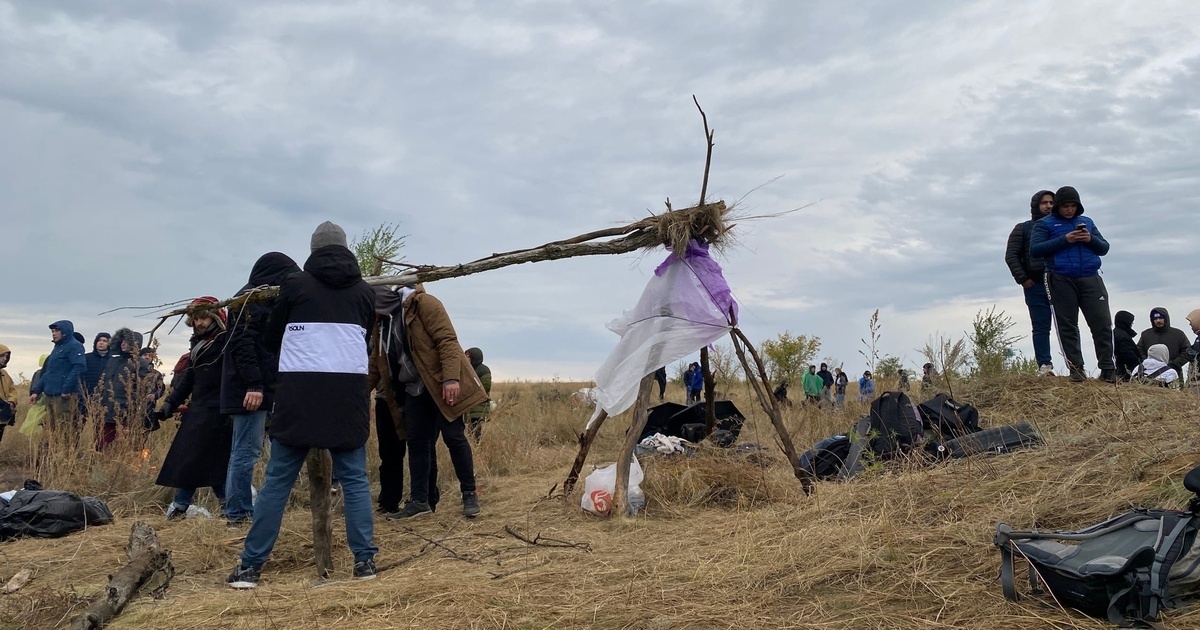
[69,521,173,630]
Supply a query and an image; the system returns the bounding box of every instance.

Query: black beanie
[1053,186,1084,215]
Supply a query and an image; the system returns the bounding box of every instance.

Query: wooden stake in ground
[701,346,718,433]
[69,521,173,630]
[563,410,608,495]
[612,374,656,516]
[307,448,334,578]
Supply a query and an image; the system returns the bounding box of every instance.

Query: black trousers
[375,399,438,511]
[404,388,476,504]
[1047,273,1114,373]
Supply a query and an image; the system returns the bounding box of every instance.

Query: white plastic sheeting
[587,241,736,427]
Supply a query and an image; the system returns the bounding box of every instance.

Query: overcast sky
[3,0,1199,383]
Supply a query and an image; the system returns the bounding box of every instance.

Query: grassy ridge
[2,376,1199,628]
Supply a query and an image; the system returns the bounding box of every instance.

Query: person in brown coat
[368,286,439,514]
[384,284,487,519]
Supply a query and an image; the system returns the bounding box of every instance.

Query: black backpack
[798,435,851,481]
[836,391,923,480]
[995,465,1200,627]
[918,394,981,439]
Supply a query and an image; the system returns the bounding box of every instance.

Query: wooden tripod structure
[146,100,809,575]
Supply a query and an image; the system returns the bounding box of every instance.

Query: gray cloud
[2,1,1199,381]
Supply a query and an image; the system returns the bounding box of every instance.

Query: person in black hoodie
[219,252,300,524]
[228,222,377,589]
[83,332,113,396]
[1005,190,1056,375]
[1113,311,1142,382]
[1135,308,1191,365]
[154,298,233,520]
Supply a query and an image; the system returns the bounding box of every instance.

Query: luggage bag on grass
[917,393,981,438]
[929,421,1040,459]
[995,465,1200,628]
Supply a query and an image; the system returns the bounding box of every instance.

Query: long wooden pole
[307,449,334,579]
[612,375,655,516]
[729,329,810,492]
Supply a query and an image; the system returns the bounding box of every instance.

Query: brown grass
[2,376,1200,629]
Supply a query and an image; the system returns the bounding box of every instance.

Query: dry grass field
[2,376,1200,629]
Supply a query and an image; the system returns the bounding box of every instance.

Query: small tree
[921,333,970,397]
[351,222,408,275]
[969,306,1023,378]
[876,355,903,379]
[760,332,821,385]
[707,342,740,393]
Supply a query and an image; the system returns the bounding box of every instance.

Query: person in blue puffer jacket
[28,320,88,436]
[1029,185,1115,383]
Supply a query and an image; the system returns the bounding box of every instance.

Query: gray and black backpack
[995,465,1200,627]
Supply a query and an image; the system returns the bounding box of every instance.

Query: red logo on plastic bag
[589,490,612,515]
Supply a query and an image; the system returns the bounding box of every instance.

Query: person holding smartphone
[1030,186,1115,382]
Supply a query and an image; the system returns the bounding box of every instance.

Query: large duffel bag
[798,435,851,481]
[928,421,1040,459]
[0,489,115,541]
[917,393,981,438]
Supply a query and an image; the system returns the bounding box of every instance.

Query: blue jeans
[1024,281,1054,368]
[241,439,377,568]
[224,410,267,522]
[172,485,226,511]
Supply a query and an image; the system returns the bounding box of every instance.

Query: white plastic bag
[581,456,645,516]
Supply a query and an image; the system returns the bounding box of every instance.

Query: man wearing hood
[1005,190,1056,376]
[1030,186,1115,382]
[220,252,300,525]
[1136,308,1191,366]
[29,320,87,434]
[0,344,16,445]
[386,284,488,520]
[463,347,492,441]
[83,332,113,395]
[96,327,154,448]
[1168,310,1200,388]
[227,222,377,589]
[1113,311,1142,382]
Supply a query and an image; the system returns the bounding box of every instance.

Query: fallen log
[69,521,173,630]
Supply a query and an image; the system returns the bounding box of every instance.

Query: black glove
[151,409,169,422]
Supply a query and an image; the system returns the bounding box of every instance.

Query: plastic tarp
[0,489,114,541]
[588,240,737,427]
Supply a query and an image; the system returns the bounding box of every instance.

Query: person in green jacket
[801,365,823,405]
[463,347,492,441]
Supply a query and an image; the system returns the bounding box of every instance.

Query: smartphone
[1076,223,1087,231]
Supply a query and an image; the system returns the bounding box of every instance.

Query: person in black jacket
[82,332,112,396]
[1113,311,1142,382]
[96,327,154,449]
[154,298,233,520]
[1004,190,1056,376]
[219,252,300,524]
[228,222,377,589]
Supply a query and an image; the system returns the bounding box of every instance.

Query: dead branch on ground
[69,521,173,630]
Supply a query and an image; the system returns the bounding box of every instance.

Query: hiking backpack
[837,391,923,480]
[995,465,1200,627]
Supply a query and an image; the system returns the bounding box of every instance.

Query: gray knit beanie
[310,221,348,251]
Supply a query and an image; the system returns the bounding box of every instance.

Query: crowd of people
[0,222,493,589]
[1006,185,1200,385]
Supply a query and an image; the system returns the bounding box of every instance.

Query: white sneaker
[1038,365,1056,377]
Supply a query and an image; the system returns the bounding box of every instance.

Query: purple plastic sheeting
[587,240,738,427]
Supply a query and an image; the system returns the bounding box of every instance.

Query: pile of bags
[798,392,1042,482]
[0,480,114,541]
